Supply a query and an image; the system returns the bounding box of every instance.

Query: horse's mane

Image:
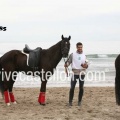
[42,40,61,52]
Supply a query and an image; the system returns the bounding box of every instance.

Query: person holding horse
[64,42,88,106]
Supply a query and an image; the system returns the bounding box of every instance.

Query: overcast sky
[0,0,120,54]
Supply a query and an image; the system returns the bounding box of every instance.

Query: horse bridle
[61,41,70,77]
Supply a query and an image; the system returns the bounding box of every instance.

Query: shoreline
[14,83,115,88]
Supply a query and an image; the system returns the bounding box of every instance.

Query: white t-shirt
[71,52,86,69]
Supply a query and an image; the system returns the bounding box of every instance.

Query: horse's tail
[0,58,4,96]
[115,54,120,105]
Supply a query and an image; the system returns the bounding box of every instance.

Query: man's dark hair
[76,42,83,47]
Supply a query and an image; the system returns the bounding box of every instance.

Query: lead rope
[63,58,70,77]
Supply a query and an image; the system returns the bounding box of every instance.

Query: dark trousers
[69,75,85,103]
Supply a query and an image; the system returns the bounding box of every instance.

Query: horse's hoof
[6,103,11,106]
[41,104,46,106]
[40,103,46,106]
[13,101,17,104]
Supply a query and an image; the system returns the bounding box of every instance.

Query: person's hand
[81,63,88,68]
[64,64,68,67]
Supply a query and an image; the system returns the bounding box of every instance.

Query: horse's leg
[0,82,4,99]
[8,71,18,104]
[38,80,47,105]
[9,80,16,104]
[3,69,17,106]
[3,80,11,106]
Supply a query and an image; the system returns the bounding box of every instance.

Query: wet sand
[0,87,120,120]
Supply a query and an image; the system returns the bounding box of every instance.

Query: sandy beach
[0,87,120,120]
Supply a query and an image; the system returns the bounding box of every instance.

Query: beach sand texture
[0,87,120,120]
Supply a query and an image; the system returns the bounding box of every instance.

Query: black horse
[115,54,120,105]
[0,35,71,106]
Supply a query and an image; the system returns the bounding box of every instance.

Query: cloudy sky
[0,0,120,53]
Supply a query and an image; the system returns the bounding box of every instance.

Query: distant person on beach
[64,42,88,106]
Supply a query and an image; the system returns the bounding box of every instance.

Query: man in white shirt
[64,42,88,106]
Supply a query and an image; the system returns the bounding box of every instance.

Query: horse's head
[61,35,71,58]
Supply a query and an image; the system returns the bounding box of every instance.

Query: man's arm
[81,56,88,69]
[64,53,73,67]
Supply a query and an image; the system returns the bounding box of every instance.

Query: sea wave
[86,54,118,58]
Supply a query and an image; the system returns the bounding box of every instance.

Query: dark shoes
[68,102,72,107]
[68,102,81,106]
[78,102,81,106]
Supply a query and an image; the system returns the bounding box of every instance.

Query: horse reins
[61,40,70,77]
[63,57,70,77]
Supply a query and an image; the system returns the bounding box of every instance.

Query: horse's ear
[68,36,71,40]
[61,35,64,40]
